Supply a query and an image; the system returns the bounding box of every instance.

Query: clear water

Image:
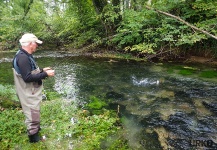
[1,50,217,149]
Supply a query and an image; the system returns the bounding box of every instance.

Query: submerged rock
[156,90,175,100]
[174,90,191,101]
[164,112,217,149]
[153,127,172,150]
[193,99,213,117]
[155,103,176,121]
[106,91,125,100]
[165,112,198,138]
[176,102,193,114]
[202,101,217,115]
[114,99,152,117]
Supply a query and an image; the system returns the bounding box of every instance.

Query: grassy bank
[0,84,127,150]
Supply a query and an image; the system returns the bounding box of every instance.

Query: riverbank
[0,95,123,149]
[185,56,217,66]
[80,50,217,67]
[1,48,217,67]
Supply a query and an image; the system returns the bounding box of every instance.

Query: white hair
[20,42,31,47]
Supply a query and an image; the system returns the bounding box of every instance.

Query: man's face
[30,42,38,53]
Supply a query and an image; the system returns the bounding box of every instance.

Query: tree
[0,0,47,49]
[111,0,217,58]
[1,0,217,59]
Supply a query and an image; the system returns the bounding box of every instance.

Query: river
[0,50,217,149]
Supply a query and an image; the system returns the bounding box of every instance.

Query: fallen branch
[146,5,217,40]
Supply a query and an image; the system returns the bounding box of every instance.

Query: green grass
[0,84,126,150]
[0,84,18,101]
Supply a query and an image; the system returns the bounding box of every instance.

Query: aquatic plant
[178,69,194,75]
[86,96,108,115]
[87,96,107,109]
[199,70,217,78]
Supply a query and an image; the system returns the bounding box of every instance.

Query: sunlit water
[1,50,217,149]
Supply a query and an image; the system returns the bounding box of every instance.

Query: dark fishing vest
[13,50,37,74]
[12,49,43,99]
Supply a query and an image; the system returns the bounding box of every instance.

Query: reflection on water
[1,51,217,149]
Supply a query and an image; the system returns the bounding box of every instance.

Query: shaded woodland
[1,0,217,60]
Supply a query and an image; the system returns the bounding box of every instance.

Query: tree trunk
[92,0,109,37]
[92,0,107,14]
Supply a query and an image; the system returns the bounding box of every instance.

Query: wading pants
[12,68,43,135]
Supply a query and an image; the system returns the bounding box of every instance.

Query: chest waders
[12,51,43,142]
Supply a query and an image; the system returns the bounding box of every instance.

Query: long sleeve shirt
[12,48,48,83]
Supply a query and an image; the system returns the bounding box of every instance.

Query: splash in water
[132,76,159,86]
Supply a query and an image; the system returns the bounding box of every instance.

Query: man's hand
[45,69,55,77]
[43,67,52,71]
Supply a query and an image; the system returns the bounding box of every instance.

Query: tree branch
[145,5,217,40]
[22,0,34,20]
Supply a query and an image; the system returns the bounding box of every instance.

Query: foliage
[72,110,120,149]
[58,0,102,48]
[111,0,217,57]
[1,0,217,58]
[112,9,149,51]
[0,108,26,149]
[45,91,62,101]
[0,84,18,101]
[0,0,47,49]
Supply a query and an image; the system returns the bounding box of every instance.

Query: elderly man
[12,33,55,143]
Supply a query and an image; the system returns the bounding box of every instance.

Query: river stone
[105,91,125,100]
[153,127,173,150]
[176,102,193,114]
[202,101,217,115]
[163,111,217,149]
[149,65,164,72]
[156,90,175,100]
[138,94,155,105]
[165,112,198,137]
[193,99,213,116]
[174,90,190,101]
[118,100,151,116]
[155,103,176,121]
